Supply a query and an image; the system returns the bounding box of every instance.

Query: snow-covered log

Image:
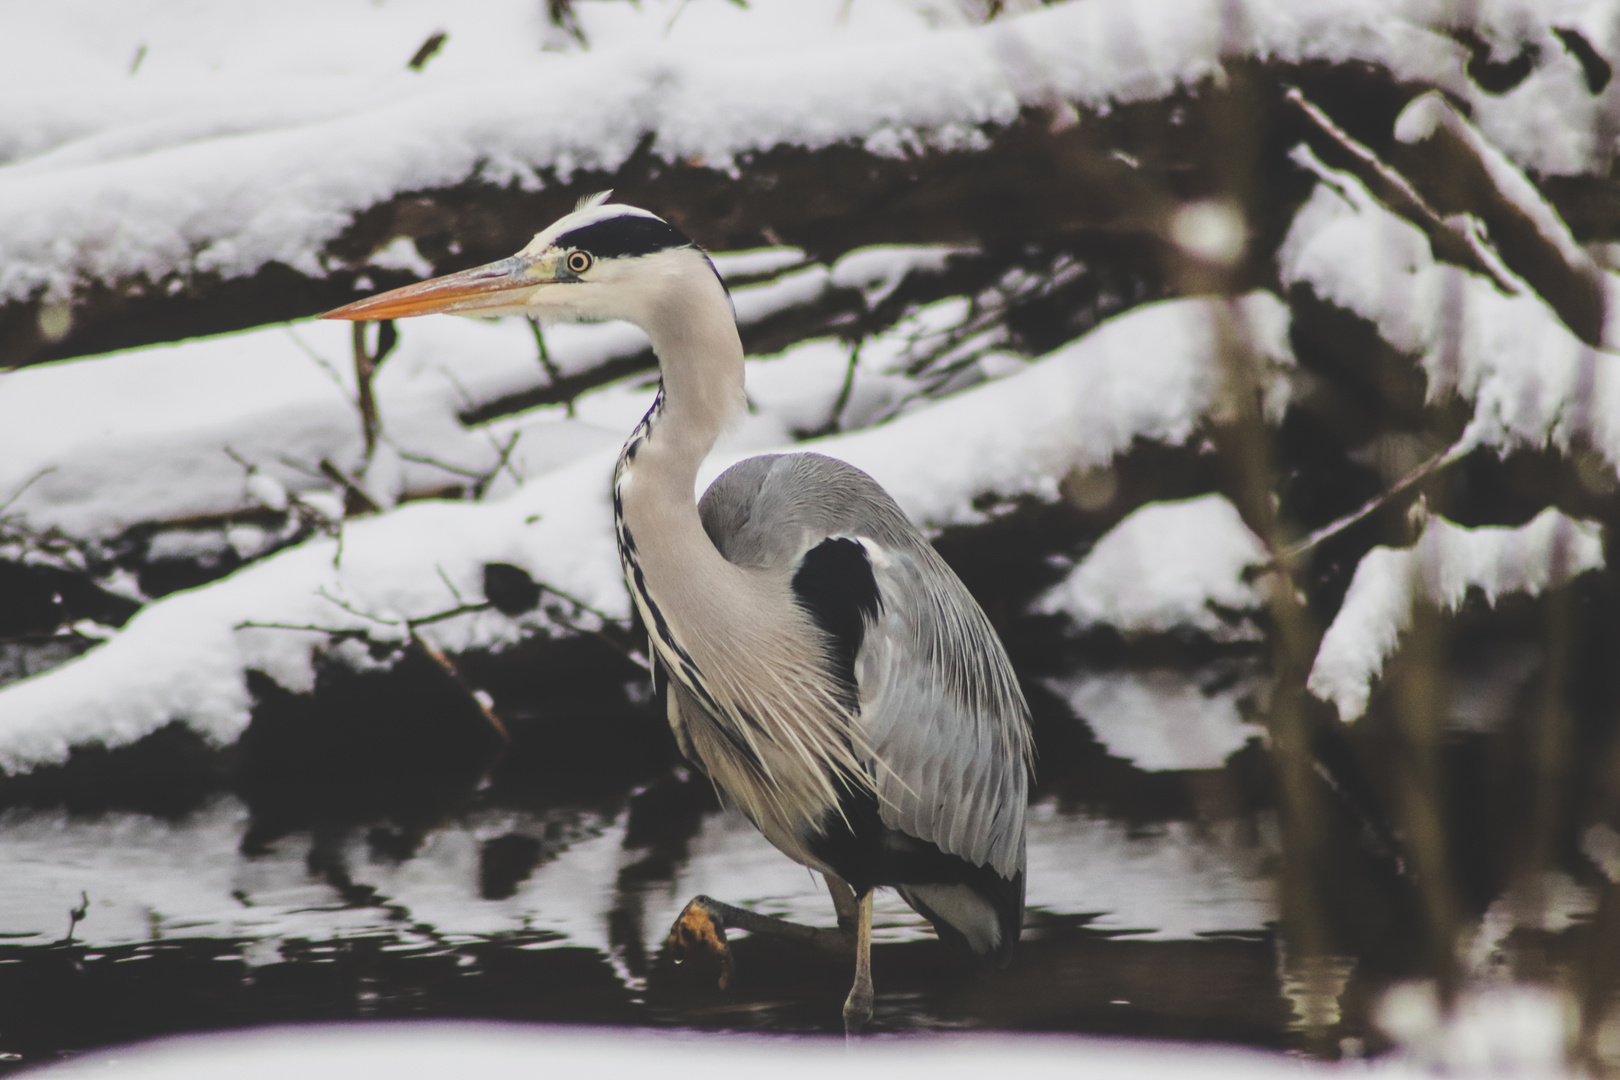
[0,245,965,541]
[1279,145,1620,473]
[3,0,1614,366]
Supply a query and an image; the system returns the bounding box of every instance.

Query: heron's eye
[566,251,593,274]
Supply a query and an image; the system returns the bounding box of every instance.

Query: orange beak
[321,255,548,321]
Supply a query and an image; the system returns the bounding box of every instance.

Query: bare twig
[529,318,564,386]
[285,325,358,410]
[60,891,89,946]
[352,322,381,461]
[0,465,55,517]
[472,431,523,499]
[826,343,860,434]
[407,628,509,742]
[436,565,467,607]
[318,457,382,515]
[1263,434,1475,570]
[396,450,484,480]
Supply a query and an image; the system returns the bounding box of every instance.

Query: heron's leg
[666,895,846,990]
[825,874,860,934]
[843,890,874,1035]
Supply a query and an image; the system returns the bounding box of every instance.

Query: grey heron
[323,195,1033,1032]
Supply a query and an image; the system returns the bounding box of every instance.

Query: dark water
[0,600,1608,1075]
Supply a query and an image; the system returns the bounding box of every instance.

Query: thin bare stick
[826,342,860,434]
[0,465,56,517]
[1265,436,1473,569]
[1284,86,1521,295]
[236,620,368,636]
[529,317,564,386]
[436,565,467,606]
[397,449,484,479]
[318,458,382,515]
[352,322,381,462]
[472,431,523,499]
[285,325,359,409]
[407,628,509,742]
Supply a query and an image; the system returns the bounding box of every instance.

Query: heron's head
[322,194,715,327]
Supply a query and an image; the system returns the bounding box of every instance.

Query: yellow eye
[566,251,592,274]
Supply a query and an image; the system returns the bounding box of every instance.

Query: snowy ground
[14,1023,1447,1080]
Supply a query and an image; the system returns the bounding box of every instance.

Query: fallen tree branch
[1285,86,1522,296]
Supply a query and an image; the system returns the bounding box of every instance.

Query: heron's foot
[666,895,736,990]
[843,981,874,1035]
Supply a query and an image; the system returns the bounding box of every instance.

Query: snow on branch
[0,0,1606,365]
[1392,91,1609,348]
[0,291,1289,775]
[1308,509,1605,722]
[1279,146,1620,474]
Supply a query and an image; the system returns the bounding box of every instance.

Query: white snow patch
[1034,495,1271,641]
[831,245,963,307]
[1377,981,1575,1076]
[1308,509,1605,722]
[367,236,436,279]
[708,246,807,280]
[22,1019,1422,1080]
[737,292,1294,530]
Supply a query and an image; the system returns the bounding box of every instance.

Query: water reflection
[0,776,1295,1066]
[0,792,1277,957]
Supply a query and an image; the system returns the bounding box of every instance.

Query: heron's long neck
[619,281,745,502]
[614,275,747,624]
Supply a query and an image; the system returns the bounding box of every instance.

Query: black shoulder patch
[791,537,881,705]
[558,214,693,260]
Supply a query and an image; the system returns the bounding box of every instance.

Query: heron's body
[325,196,1033,1028]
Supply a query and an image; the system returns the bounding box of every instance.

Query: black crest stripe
[560,215,692,260]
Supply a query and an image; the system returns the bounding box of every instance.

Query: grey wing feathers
[699,452,1033,881]
[858,541,1030,879]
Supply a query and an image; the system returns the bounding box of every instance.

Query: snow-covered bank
[0,292,1289,775]
[23,1023,1417,1080]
